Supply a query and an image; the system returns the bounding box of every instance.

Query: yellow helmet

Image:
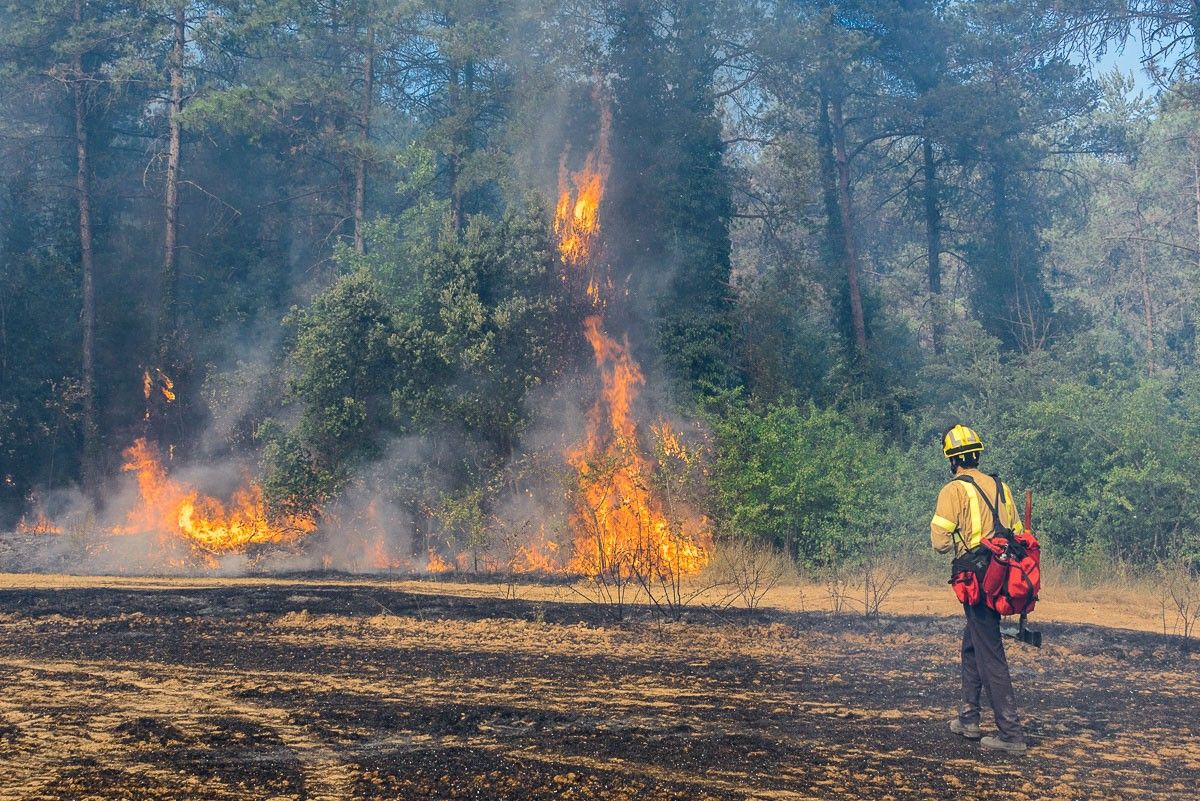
[943,424,984,458]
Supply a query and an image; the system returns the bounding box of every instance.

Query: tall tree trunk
[816,93,842,257]
[160,1,184,356]
[829,95,867,356]
[923,139,941,295]
[353,23,375,255]
[989,162,1021,347]
[73,0,98,496]
[923,136,943,353]
[1192,138,1200,267]
[445,53,477,234]
[1135,207,1155,375]
[447,61,463,232]
[992,163,1010,276]
[817,92,847,329]
[1137,239,1155,374]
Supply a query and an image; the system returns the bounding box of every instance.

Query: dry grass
[0,572,1195,801]
[0,562,1170,634]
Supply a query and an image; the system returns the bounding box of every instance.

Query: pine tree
[606,0,739,392]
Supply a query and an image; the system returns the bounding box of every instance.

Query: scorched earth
[0,575,1196,801]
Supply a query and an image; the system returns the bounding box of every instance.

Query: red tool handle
[1024,489,1032,533]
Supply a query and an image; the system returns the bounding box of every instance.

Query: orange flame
[426,549,454,573]
[116,438,314,556]
[554,105,612,304]
[364,536,391,571]
[142,369,176,422]
[16,511,62,535]
[512,531,560,574]
[566,318,710,578]
[554,158,605,266]
[553,95,709,581]
[160,372,176,403]
[358,501,406,571]
[142,369,176,403]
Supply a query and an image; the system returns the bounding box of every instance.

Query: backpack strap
[955,473,1011,535]
[949,523,969,556]
[989,473,1014,523]
[988,473,1018,534]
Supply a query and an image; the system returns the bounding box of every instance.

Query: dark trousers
[960,602,1024,742]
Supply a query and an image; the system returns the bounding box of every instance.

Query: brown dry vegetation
[0,573,1196,801]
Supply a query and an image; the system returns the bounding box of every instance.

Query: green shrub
[707,396,922,568]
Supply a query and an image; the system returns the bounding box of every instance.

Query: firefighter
[930,424,1027,753]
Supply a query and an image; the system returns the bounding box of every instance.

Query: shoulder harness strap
[955,473,1011,535]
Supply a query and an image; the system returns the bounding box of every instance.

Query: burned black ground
[0,578,1195,800]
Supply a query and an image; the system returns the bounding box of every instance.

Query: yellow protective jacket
[930,468,1024,557]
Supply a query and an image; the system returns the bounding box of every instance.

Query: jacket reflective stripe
[958,480,984,549]
[993,482,1024,535]
[968,477,1024,540]
[931,514,957,532]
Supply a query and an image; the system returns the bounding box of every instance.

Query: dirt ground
[0,573,1196,801]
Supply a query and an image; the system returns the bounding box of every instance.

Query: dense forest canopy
[2,0,1199,574]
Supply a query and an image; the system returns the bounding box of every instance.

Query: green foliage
[734,264,842,406]
[381,197,582,450]
[287,269,402,457]
[0,176,83,483]
[259,269,401,514]
[706,395,919,569]
[1002,377,1200,569]
[607,0,739,393]
[258,420,336,520]
[434,480,499,566]
[261,197,576,517]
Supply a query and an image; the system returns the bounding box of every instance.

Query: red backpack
[951,475,1041,616]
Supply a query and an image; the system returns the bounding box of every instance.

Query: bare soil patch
[0,574,1195,800]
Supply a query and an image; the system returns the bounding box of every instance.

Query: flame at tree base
[567,316,711,580]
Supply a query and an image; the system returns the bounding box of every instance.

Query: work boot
[949,719,981,739]
[980,735,1027,753]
